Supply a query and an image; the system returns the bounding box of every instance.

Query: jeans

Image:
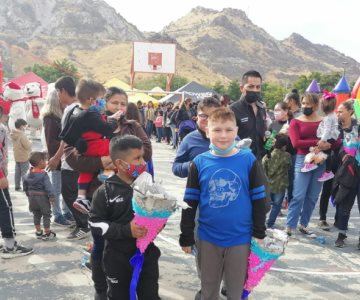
[267,191,286,227]
[50,170,70,218]
[15,161,29,189]
[156,127,163,142]
[170,125,178,147]
[286,155,325,229]
[146,121,154,138]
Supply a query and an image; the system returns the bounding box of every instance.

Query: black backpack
[331,151,359,205]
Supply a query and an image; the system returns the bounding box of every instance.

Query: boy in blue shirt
[180,107,267,300]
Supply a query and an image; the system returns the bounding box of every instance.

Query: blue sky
[104,0,360,64]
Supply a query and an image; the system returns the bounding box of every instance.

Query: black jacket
[332,151,359,205]
[230,98,267,159]
[59,105,117,153]
[89,175,136,251]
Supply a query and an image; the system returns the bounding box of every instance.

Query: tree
[212,81,226,95]
[171,75,188,91]
[24,59,79,83]
[227,80,241,101]
[135,75,189,91]
[262,82,288,109]
[291,71,341,94]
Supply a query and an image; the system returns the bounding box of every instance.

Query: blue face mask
[209,142,237,155]
[89,98,106,113]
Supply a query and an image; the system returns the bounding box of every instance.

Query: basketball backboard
[132,42,176,74]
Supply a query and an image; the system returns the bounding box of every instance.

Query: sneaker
[73,198,91,214]
[301,163,318,173]
[66,227,90,240]
[318,220,330,231]
[335,233,347,248]
[357,238,360,250]
[299,226,317,238]
[1,242,34,259]
[35,230,43,239]
[318,171,335,182]
[0,244,3,251]
[42,231,56,241]
[53,215,71,227]
[15,187,21,191]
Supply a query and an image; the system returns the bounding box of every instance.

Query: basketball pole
[166,74,174,92]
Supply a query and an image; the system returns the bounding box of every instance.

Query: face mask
[302,107,313,116]
[124,162,147,178]
[209,142,237,155]
[89,98,106,113]
[245,91,261,104]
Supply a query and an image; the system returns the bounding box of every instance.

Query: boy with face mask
[89,135,160,300]
[230,70,267,160]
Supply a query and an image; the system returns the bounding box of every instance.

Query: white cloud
[104,0,360,62]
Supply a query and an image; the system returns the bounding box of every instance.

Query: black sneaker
[335,233,347,248]
[1,242,34,259]
[73,198,91,214]
[357,238,360,250]
[66,227,90,240]
[35,230,43,239]
[15,187,21,191]
[42,231,56,241]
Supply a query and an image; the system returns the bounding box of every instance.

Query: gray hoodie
[23,169,55,198]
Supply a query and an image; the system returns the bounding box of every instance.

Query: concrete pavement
[1,138,360,299]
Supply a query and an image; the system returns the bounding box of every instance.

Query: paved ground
[1,137,360,300]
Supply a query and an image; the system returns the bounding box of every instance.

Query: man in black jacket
[230,70,267,160]
[89,135,161,300]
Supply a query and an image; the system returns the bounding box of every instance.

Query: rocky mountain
[162,7,360,81]
[0,0,227,84]
[0,2,359,85]
[0,0,144,45]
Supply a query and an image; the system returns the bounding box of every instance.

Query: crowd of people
[0,70,359,300]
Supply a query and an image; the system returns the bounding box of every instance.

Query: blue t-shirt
[183,149,266,247]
